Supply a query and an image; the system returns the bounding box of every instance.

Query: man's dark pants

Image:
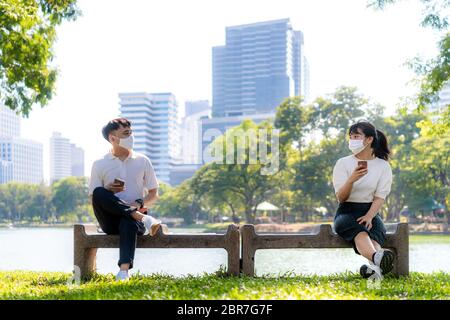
[92,186,145,269]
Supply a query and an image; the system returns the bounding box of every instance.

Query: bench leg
[394,242,409,277]
[74,230,97,281]
[242,248,256,276]
[226,225,241,276]
[241,225,257,276]
[74,247,97,281]
[389,223,409,277]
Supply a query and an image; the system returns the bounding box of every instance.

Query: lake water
[0,228,449,277]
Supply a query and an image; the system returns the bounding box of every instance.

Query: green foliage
[0,0,80,116]
[153,180,201,224]
[0,176,91,223]
[0,271,449,299]
[369,0,450,133]
[192,120,279,224]
[152,86,448,223]
[51,176,88,215]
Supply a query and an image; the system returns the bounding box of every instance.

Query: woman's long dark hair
[348,121,391,161]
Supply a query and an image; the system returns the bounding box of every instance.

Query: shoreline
[1,222,449,235]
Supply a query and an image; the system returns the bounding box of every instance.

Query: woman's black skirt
[333,202,387,255]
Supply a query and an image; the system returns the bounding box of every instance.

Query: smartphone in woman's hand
[358,161,367,169]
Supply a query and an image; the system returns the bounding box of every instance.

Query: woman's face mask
[348,137,368,154]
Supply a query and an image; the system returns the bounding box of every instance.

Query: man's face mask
[113,133,134,150]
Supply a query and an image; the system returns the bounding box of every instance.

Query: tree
[369,0,450,133]
[190,165,244,223]
[196,119,279,223]
[292,137,349,219]
[405,133,450,216]
[274,96,314,165]
[153,180,200,225]
[314,86,369,138]
[0,0,80,116]
[51,176,88,219]
[380,110,426,220]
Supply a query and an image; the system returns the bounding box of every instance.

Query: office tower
[429,82,450,114]
[0,159,13,184]
[0,137,43,184]
[301,55,311,103]
[0,104,20,137]
[185,100,211,117]
[50,132,85,183]
[212,18,309,117]
[71,144,85,177]
[50,132,71,183]
[119,92,182,184]
[181,101,211,164]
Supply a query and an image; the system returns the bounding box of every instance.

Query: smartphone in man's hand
[114,178,125,187]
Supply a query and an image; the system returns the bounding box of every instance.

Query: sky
[18,0,441,184]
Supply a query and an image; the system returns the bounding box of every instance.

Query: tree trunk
[245,203,255,224]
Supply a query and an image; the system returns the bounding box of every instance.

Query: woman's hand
[348,165,368,183]
[357,214,373,230]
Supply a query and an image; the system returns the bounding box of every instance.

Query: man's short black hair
[102,118,131,142]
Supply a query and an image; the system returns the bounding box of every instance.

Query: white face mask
[116,134,134,150]
[348,139,367,154]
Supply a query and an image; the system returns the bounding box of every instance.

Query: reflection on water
[0,228,449,276]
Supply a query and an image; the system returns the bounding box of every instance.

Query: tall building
[119,92,182,184]
[429,82,450,114]
[71,144,85,177]
[0,105,20,138]
[0,159,13,184]
[0,137,43,184]
[50,132,85,183]
[181,101,211,164]
[301,55,311,103]
[50,132,71,183]
[0,105,43,184]
[185,100,211,117]
[212,18,309,117]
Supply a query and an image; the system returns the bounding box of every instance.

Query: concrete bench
[241,223,409,277]
[73,223,240,279]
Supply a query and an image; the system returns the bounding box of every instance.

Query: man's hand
[105,182,125,194]
[138,207,148,214]
[128,201,148,213]
[357,214,374,230]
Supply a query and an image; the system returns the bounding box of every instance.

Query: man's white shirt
[88,149,159,203]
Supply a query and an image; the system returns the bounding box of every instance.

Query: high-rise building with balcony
[119,92,181,184]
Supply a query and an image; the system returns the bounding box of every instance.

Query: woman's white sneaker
[372,249,395,275]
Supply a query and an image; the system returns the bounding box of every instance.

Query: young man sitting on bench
[88,117,164,281]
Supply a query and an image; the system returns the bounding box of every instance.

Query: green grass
[1,270,449,300]
[409,234,450,244]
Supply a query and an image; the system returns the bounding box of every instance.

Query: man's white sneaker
[142,215,162,236]
[116,270,129,281]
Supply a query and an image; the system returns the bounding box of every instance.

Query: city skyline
[212,18,309,117]
[15,0,439,183]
